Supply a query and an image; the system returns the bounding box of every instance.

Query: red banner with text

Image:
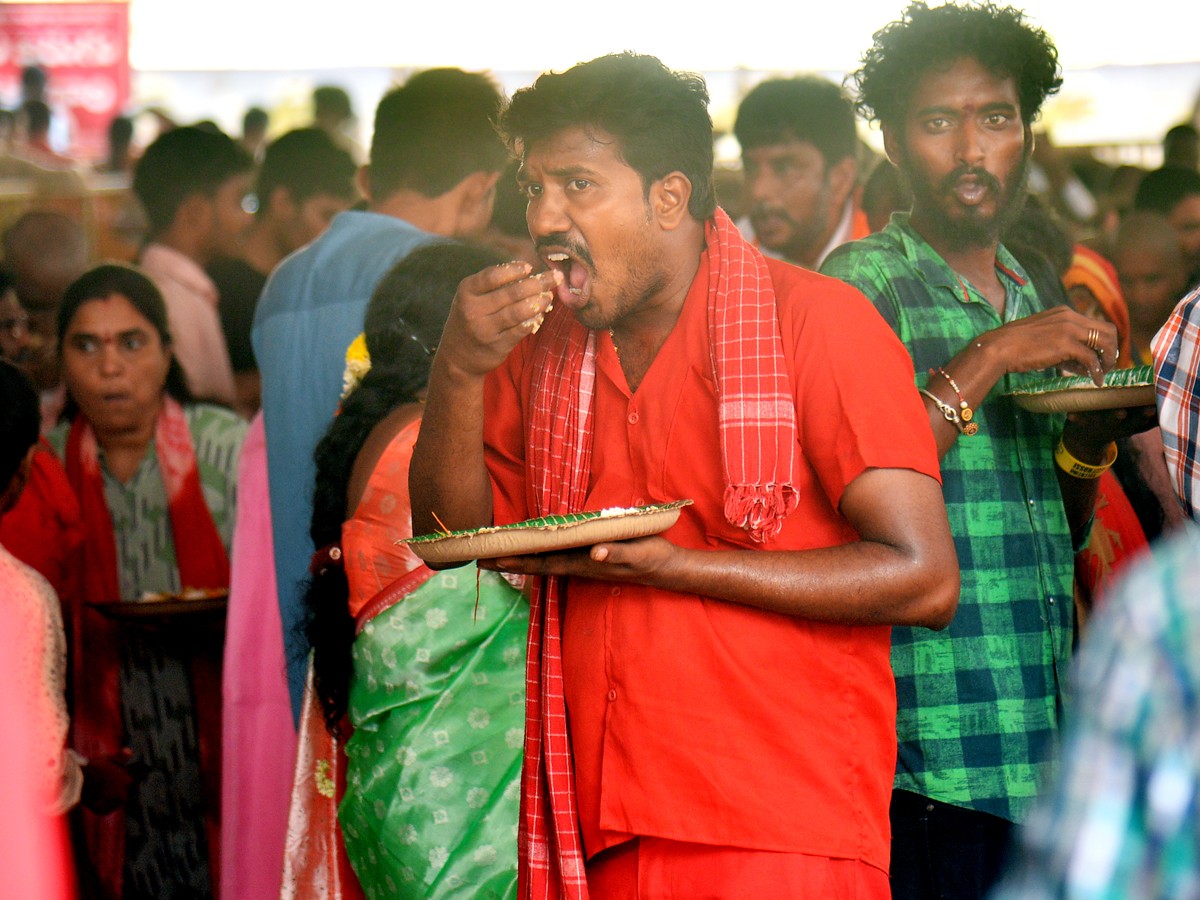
[0,2,129,161]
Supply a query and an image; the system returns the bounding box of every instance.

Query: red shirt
[484,252,939,873]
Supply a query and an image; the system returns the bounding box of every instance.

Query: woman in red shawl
[1064,245,1149,614]
[49,264,246,899]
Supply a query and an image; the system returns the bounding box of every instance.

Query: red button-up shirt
[484,252,939,873]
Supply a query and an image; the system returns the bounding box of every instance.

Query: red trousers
[587,837,890,899]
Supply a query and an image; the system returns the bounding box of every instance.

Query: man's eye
[568,179,591,191]
[521,184,542,199]
[122,334,148,352]
[984,113,1009,127]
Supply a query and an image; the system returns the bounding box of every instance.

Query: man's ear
[882,125,902,168]
[827,155,858,208]
[355,165,372,204]
[176,191,213,235]
[456,169,501,233]
[650,172,692,230]
[266,185,296,220]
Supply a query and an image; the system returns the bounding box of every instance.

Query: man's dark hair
[368,68,507,202]
[256,127,357,214]
[1134,166,1200,216]
[243,106,269,136]
[108,114,133,147]
[0,359,39,489]
[313,85,353,123]
[851,2,1062,131]
[132,125,253,234]
[734,76,858,166]
[21,99,50,136]
[500,52,717,220]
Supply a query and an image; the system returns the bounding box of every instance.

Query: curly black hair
[850,2,1062,130]
[500,52,717,220]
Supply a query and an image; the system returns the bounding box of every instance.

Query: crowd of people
[2,2,1200,898]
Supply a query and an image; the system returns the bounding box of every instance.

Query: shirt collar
[886,212,1029,311]
[813,197,856,270]
[141,243,217,302]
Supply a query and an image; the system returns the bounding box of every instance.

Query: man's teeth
[547,252,569,262]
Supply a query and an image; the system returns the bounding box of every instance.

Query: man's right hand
[438,262,562,378]
[977,306,1119,385]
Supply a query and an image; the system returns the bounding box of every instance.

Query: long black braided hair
[305,239,505,733]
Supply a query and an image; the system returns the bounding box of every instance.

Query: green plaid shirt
[823,214,1074,822]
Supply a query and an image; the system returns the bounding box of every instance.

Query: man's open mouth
[545,250,589,308]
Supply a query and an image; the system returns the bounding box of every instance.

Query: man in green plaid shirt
[823,4,1154,897]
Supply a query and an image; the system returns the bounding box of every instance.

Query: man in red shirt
[411,53,959,899]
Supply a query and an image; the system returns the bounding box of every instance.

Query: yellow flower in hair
[341,332,371,399]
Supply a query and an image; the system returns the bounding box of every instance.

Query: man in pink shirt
[133,126,254,408]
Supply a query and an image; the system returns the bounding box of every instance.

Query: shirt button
[633,497,645,507]
[610,586,621,596]
[628,411,639,425]
[607,689,617,702]
[1048,596,1055,605]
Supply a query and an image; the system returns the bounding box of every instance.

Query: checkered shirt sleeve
[1152,287,1200,521]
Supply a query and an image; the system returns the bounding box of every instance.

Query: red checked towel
[519,208,798,899]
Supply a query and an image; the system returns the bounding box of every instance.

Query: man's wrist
[1055,436,1117,479]
[1059,426,1112,466]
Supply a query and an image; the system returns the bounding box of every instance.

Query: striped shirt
[823,214,1074,822]
[1152,287,1200,520]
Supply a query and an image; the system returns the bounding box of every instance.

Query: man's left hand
[480,535,679,586]
[1062,404,1158,460]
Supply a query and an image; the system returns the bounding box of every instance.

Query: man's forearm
[409,354,494,541]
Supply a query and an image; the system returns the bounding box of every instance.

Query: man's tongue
[954,177,988,206]
[554,259,588,308]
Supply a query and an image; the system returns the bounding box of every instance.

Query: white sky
[129,0,1199,73]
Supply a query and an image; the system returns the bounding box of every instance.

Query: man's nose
[956,121,985,167]
[526,191,569,239]
[744,167,776,204]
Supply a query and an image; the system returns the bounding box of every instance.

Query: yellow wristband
[1054,438,1117,479]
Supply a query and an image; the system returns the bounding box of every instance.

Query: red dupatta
[64,396,229,898]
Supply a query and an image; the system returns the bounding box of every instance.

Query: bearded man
[822,4,1156,898]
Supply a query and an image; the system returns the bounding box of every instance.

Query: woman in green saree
[296,241,524,899]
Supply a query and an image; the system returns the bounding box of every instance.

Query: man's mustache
[749,203,795,222]
[535,233,595,269]
[941,166,1002,196]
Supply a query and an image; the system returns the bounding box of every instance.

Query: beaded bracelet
[930,367,975,424]
[918,387,977,436]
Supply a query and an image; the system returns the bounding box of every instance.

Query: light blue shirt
[252,210,434,716]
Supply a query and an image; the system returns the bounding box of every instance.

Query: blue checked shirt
[992,524,1200,899]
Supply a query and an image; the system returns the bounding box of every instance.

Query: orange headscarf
[1064,244,1133,367]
